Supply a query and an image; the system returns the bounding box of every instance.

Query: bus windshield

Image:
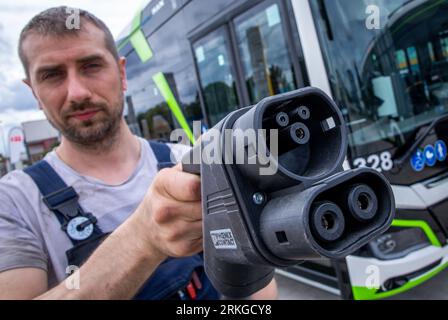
[311,0,448,158]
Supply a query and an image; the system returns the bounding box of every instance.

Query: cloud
[0,79,37,112]
[0,24,10,54]
[0,20,36,113]
[0,108,45,126]
[0,22,19,78]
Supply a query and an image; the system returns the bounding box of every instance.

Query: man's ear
[23,78,43,110]
[119,57,128,91]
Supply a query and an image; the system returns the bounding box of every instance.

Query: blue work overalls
[24,141,219,300]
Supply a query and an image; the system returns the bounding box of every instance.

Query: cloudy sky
[0,0,146,155]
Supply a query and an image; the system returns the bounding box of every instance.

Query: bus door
[190,0,342,297]
[191,0,307,127]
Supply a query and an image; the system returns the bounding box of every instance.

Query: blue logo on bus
[424,145,437,167]
[410,149,425,172]
[435,140,447,162]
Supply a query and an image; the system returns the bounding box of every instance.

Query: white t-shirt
[0,137,189,288]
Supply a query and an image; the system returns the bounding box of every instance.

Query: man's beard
[53,99,124,148]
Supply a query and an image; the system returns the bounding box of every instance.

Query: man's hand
[133,163,203,259]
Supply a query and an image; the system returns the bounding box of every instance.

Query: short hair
[18,6,119,78]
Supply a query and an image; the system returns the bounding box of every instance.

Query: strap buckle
[43,186,83,219]
[62,213,98,241]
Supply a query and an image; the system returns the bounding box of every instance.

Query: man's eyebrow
[34,55,107,79]
[76,54,106,64]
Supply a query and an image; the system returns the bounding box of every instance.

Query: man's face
[23,22,127,146]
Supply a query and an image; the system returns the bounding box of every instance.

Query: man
[0,6,277,299]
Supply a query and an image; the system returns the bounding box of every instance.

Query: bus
[116,0,448,299]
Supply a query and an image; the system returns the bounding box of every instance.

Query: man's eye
[42,72,62,81]
[84,63,101,70]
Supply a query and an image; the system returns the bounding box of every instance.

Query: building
[22,119,59,164]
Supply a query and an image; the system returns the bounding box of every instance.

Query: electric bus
[116,0,448,299]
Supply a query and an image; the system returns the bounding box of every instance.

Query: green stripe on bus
[117,9,141,51]
[392,219,442,247]
[117,7,154,63]
[117,40,127,51]
[131,9,141,32]
[130,29,153,62]
[152,72,195,144]
[352,262,448,300]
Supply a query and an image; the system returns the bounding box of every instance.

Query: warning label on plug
[210,229,237,249]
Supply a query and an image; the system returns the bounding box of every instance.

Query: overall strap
[148,141,175,170]
[24,160,103,245]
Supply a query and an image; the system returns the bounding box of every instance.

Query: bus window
[234,2,297,104]
[406,46,420,74]
[193,28,239,126]
[442,36,448,58]
[395,49,408,74]
[311,0,448,160]
[427,42,436,63]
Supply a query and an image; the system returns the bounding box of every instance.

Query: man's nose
[66,72,92,103]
